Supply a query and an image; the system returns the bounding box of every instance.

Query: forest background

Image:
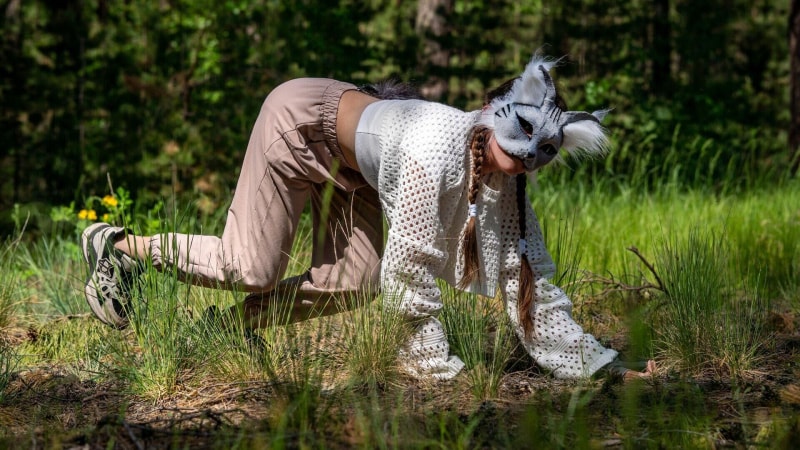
[3,1,800,446]
[0,0,794,229]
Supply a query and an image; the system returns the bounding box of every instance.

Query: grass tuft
[118,230,197,399]
[440,286,516,401]
[653,227,771,380]
[342,291,408,388]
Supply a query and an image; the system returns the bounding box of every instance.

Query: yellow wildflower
[102,213,110,222]
[78,209,97,221]
[102,195,119,208]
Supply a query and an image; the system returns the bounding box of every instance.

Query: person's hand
[623,359,656,382]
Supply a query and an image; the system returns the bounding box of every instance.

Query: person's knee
[262,78,310,113]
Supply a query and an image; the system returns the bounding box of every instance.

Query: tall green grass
[439,285,516,400]
[0,234,23,329]
[0,232,24,401]
[532,135,797,381]
[341,290,408,388]
[16,235,86,317]
[653,228,770,379]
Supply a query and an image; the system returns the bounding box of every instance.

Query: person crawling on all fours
[81,53,656,382]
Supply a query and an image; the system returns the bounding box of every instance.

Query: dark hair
[484,76,569,110]
[484,77,518,105]
[359,79,424,100]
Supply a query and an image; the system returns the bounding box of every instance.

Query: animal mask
[478,56,609,172]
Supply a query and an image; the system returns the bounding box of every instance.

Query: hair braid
[458,125,490,289]
[468,128,487,205]
[516,174,536,338]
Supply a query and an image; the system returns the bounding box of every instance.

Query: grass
[533,180,795,380]
[1,137,800,447]
[653,228,770,379]
[341,290,409,388]
[439,285,517,401]
[16,233,86,318]
[0,233,23,330]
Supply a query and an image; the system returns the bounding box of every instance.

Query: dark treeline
[0,0,790,230]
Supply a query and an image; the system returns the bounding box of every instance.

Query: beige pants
[149,79,384,327]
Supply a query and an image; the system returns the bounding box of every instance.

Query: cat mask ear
[478,56,609,171]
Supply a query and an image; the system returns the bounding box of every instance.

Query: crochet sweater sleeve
[496,180,618,379]
[376,101,477,379]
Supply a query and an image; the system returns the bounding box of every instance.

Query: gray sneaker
[81,222,141,328]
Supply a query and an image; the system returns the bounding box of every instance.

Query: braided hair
[458,125,490,288]
[515,174,535,337]
[460,76,546,337]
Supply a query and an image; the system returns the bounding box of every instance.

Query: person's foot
[82,222,141,328]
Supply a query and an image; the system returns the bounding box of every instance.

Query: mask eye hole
[516,114,533,138]
[539,143,558,156]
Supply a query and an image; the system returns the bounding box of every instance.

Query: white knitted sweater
[361,100,618,380]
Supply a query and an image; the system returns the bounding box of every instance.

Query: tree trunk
[790,0,800,173]
[416,0,452,101]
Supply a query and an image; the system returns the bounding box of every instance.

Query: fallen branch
[565,246,667,302]
[626,246,667,295]
[574,270,660,301]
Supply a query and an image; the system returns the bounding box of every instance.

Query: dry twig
[626,246,667,295]
[566,246,667,301]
